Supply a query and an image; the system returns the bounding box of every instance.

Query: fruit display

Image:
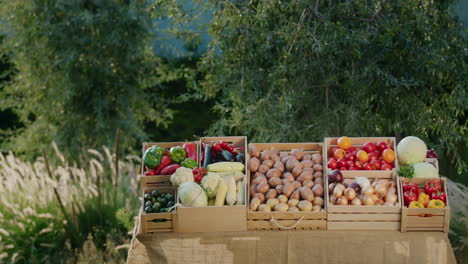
[143,190,176,214]
[201,141,245,167]
[327,137,396,171]
[327,170,398,206]
[248,146,325,212]
[143,143,198,176]
[403,179,446,208]
[396,136,439,178]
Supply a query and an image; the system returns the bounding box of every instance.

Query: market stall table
[126,219,456,264]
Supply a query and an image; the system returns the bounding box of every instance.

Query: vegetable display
[327,137,395,171]
[143,190,175,214]
[396,136,439,179]
[143,143,198,176]
[402,179,446,210]
[327,171,398,206]
[249,147,325,212]
[201,141,245,167]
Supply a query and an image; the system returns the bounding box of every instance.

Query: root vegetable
[250,184,258,196]
[343,179,353,187]
[249,145,260,158]
[375,183,388,198]
[260,151,271,161]
[384,201,395,206]
[288,199,299,208]
[297,171,313,182]
[333,186,344,198]
[312,164,323,172]
[388,187,396,194]
[312,184,324,197]
[274,203,289,212]
[262,160,274,168]
[266,168,281,179]
[291,149,304,160]
[271,155,281,162]
[362,185,375,195]
[258,164,270,174]
[344,188,356,201]
[253,172,265,179]
[275,185,284,195]
[249,158,261,172]
[337,196,349,205]
[286,159,300,171]
[258,204,271,212]
[277,195,288,204]
[292,166,303,177]
[298,200,313,211]
[268,177,282,188]
[312,205,322,212]
[265,189,278,200]
[274,161,285,172]
[266,198,279,209]
[282,172,295,182]
[290,190,300,200]
[288,207,300,212]
[256,182,269,194]
[313,197,324,207]
[252,175,267,185]
[303,180,314,188]
[301,160,314,168]
[311,154,322,164]
[313,172,323,178]
[351,198,362,206]
[253,193,265,203]
[283,183,295,197]
[282,156,293,164]
[330,195,337,204]
[348,182,361,193]
[328,183,336,195]
[302,168,315,174]
[385,192,398,204]
[363,195,376,205]
[302,154,312,160]
[314,178,323,185]
[250,198,261,211]
[299,187,315,201]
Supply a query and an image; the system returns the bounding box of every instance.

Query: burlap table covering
[126,217,456,264]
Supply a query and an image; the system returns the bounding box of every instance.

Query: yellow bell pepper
[409,201,424,208]
[427,199,445,208]
[418,193,430,208]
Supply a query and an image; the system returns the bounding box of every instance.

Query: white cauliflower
[170,167,194,187]
[201,172,222,199]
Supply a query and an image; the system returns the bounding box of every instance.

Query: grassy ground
[0,143,466,263]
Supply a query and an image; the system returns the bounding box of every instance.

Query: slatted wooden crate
[247,143,327,231]
[324,137,398,173]
[326,170,402,230]
[140,185,178,233]
[400,177,450,232]
[140,141,199,188]
[173,136,247,233]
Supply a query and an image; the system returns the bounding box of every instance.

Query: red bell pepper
[194,174,203,183]
[403,181,418,194]
[145,169,157,176]
[160,164,180,175]
[193,167,207,177]
[403,190,418,207]
[183,143,197,161]
[212,143,222,152]
[431,191,447,204]
[154,156,172,175]
[425,179,441,197]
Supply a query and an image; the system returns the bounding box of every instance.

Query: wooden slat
[327,221,400,231]
[146,221,173,229]
[328,213,400,221]
[248,211,326,220]
[327,205,401,213]
[148,228,173,233]
[407,216,444,228]
[176,205,247,233]
[142,212,172,221]
[248,143,323,152]
[247,220,326,230]
[406,227,445,232]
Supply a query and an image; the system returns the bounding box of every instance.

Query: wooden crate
[400,177,450,232]
[326,170,402,230]
[140,185,178,233]
[173,136,247,233]
[247,143,327,231]
[324,137,398,173]
[140,141,199,188]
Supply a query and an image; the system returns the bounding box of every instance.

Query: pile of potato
[248,146,324,212]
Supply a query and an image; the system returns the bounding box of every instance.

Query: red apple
[328,158,338,170]
[345,146,357,155]
[346,160,354,168]
[381,163,392,170]
[345,153,355,162]
[363,163,372,170]
[337,158,347,168]
[376,141,388,152]
[368,152,379,161]
[354,161,363,169]
[363,142,376,153]
[370,160,381,170]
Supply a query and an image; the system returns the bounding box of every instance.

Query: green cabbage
[397,136,427,166]
[178,182,208,207]
[413,162,438,178]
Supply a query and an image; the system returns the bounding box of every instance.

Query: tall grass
[0,143,141,263]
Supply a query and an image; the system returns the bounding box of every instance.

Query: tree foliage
[199,0,467,181]
[0,0,176,158]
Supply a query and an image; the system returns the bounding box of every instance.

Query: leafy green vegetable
[397,165,415,179]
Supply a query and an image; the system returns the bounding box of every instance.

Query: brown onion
[336,196,349,205]
[344,188,356,201]
[350,198,362,206]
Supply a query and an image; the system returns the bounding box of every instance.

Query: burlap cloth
[127,217,456,264]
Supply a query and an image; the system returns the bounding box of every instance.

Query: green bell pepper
[181,158,198,169]
[144,146,163,169]
[169,146,186,164]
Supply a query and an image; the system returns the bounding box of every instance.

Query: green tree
[0,0,175,159]
[199,0,467,182]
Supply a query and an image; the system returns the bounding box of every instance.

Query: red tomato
[370,160,381,170]
[376,141,388,152]
[356,150,369,163]
[337,158,347,168]
[340,166,348,171]
[382,149,395,163]
[329,147,338,158]
[368,152,379,161]
[374,149,381,157]
[354,161,363,169]
[346,160,354,168]
[346,146,357,154]
[328,158,338,170]
[345,153,355,162]
[334,148,346,160]
[363,163,372,170]
[348,166,358,170]
[381,163,393,170]
[363,142,376,153]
